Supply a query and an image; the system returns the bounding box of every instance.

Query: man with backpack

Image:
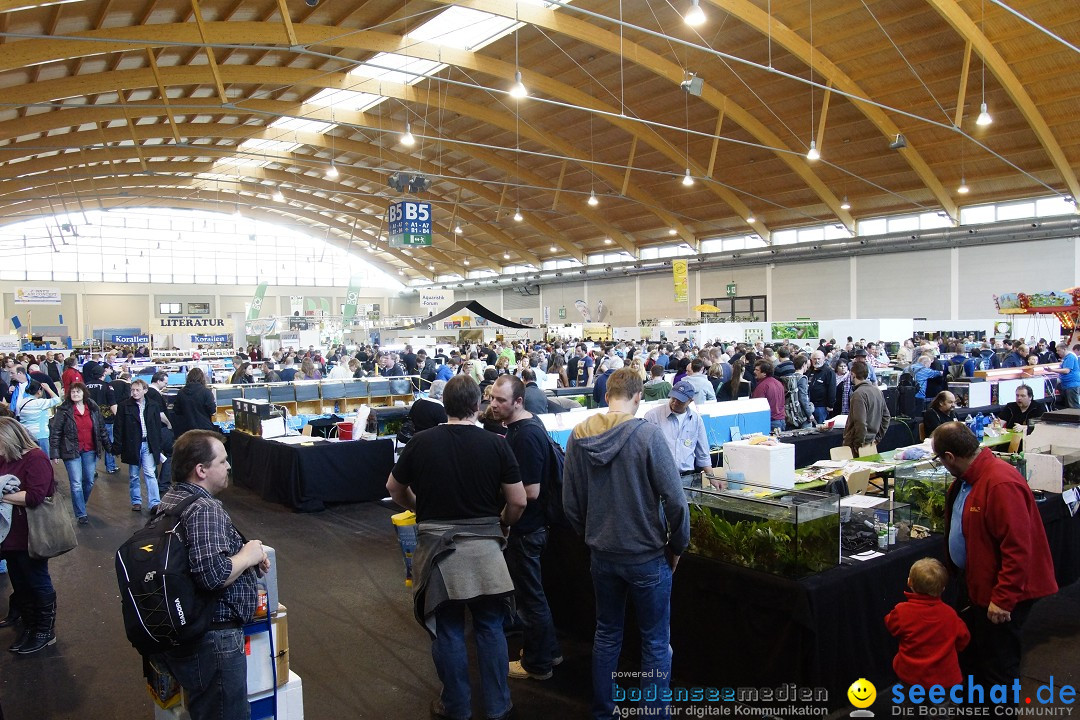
[149,430,270,720]
[488,375,563,682]
[782,356,815,430]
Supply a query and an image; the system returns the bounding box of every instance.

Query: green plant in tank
[895,478,947,531]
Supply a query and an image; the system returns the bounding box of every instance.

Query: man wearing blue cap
[644,379,720,489]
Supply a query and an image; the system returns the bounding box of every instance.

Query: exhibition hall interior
[0,0,1078,719]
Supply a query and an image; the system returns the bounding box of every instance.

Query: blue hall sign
[192,334,230,344]
[388,201,432,248]
[110,334,150,344]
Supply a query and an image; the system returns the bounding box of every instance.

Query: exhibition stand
[229,431,393,512]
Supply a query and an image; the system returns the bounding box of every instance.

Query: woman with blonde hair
[0,417,60,654]
[629,357,648,382]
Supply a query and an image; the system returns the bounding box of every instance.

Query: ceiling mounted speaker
[388,172,431,194]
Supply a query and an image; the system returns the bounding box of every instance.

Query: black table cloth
[776,419,918,467]
[229,431,394,512]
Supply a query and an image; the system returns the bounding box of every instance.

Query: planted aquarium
[685,487,840,578]
[893,462,952,532]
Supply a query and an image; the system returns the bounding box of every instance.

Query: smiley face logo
[847,678,876,709]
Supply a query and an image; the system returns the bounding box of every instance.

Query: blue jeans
[432,596,512,720]
[158,628,248,720]
[504,528,561,673]
[64,450,97,519]
[770,419,785,432]
[129,441,160,508]
[35,437,49,456]
[103,424,117,472]
[813,407,829,424]
[591,555,673,720]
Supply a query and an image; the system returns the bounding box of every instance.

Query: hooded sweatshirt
[563,412,689,564]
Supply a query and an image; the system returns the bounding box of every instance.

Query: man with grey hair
[592,356,623,408]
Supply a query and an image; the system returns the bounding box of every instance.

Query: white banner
[14,287,61,305]
[0,334,20,353]
[420,289,454,315]
[289,296,304,316]
[155,317,227,329]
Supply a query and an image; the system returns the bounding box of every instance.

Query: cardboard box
[723,439,796,489]
[246,604,290,696]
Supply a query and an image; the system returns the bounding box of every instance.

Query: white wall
[771,259,849,319]
[856,250,951,319]
[957,238,1076,318]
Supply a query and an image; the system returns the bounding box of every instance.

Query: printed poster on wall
[14,287,61,305]
[672,260,688,303]
[770,321,820,340]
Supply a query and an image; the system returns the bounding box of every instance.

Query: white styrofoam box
[723,439,797,490]
[246,614,286,697]
[249,671,304,720]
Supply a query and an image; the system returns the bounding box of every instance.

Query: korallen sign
[388,201,432,248]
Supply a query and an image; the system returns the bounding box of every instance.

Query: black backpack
[528,418,568,528]
[115,495,217,655]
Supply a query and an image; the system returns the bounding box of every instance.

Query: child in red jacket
[885,557,970,687]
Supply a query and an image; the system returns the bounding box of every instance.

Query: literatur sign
[156,317,226,329]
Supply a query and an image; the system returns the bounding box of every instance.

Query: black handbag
[26,495,78,560]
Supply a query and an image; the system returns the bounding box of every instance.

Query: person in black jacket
[112,379,165,512]
[408,379,448,433]
[806,351,836,424]
[170,367,218,439]
[922,391,959,437]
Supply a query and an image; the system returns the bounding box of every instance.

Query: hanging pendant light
[684,0,706,26]
[513,208,524,222]
[806,141,820,161]
[682,168,694,186]
[401,122,415,147]
[976,102,992,126]
[957,177,970,194]
[509,71,528,99]
[588,190,599,206]
[326,163,339,179]
[840,195,851,211]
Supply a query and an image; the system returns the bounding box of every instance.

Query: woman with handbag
[0,417,62,654]
[48,382,110,525]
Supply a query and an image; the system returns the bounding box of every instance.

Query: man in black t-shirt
[996,384,1044,434]
[84,361,120,473]
[566,351,580,388]
[489,375,562,681]
[386,375,525,720]
[574,344,594,387]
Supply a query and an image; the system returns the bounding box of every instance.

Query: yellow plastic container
[391,511,417,587]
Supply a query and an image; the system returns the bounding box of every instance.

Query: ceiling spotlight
[669,228,678,236]
[401,122,415,147]
[957,177,970,194]
[604,237,613,245]
[588,190,599,206]
[454,224,463,234]
[273,189,285,203]
[840,195,851,211]
[503,252,510,260]
[326,163,339,179]
[509,71,528,99]
[398,268,405,275]
[746,214,756,224]
[427,263,434,270]
[889,134,907,150]
[549,245,557,253]
[976,102,992,126]
[682,168,694,186]
[513,208,523,222]
[806,141,820,161]
[684,0,706,26]
[463,259,470,266]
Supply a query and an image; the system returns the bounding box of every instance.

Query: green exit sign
[726,283,737,297]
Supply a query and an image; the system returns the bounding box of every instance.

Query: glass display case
[685,486,840,578]
[893,461,953,532]
[840,498,913,554]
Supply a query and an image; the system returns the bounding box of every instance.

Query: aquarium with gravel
[893,461,953,532]
[685,486,840,578]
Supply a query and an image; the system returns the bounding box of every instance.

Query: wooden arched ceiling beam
[0,34,665,259]
[0,147,521,275]
[0,181,432,281]
[924,0,1080,206]
[0,107,548,268]
[0,165,469,277]
[434,0,853,230]
[706,0,957,221]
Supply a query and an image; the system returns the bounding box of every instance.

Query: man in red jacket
[933,422,1057,686]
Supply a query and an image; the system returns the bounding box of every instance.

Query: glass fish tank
[685,486,840,578]
[893,461,953,532]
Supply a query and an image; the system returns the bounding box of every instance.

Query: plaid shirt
[158,482,256,625]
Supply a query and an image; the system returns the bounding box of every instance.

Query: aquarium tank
[685,486,840,578]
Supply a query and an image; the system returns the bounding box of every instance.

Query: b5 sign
[388,201,432,248]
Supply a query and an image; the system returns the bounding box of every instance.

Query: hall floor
[0,461,1076,720]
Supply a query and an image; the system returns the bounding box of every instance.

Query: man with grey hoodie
[563,367,689,720]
